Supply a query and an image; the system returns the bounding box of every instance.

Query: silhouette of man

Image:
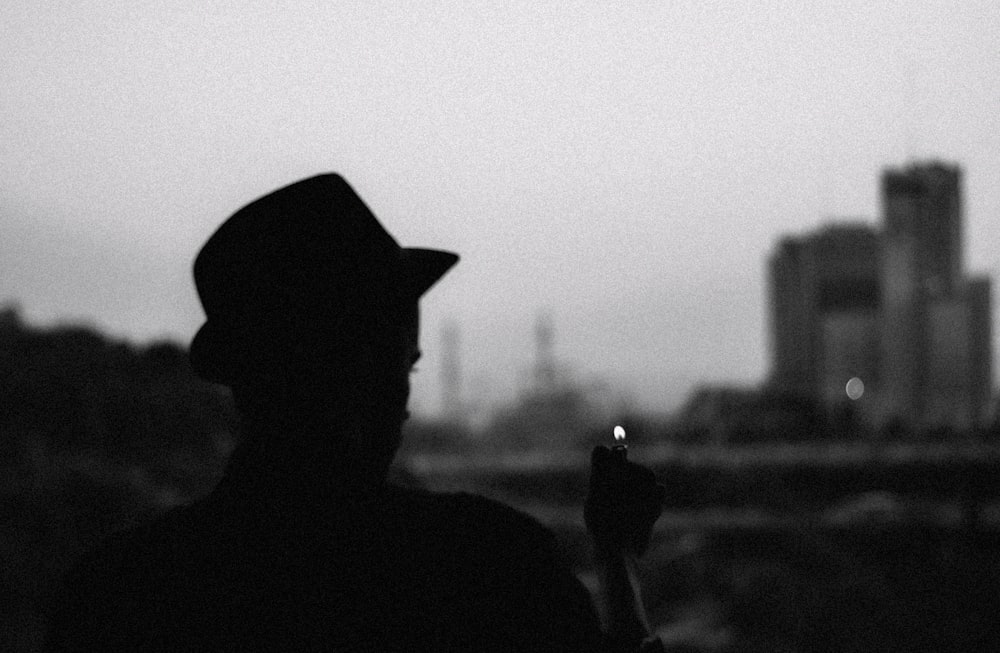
[48,174,664,652]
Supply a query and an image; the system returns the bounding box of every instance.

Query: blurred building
[769,223,882,420]
[677,385,762,443]
[879,162,992,430]
[677,384,828,442]
[439,320,466,425]
[768,161,992,432]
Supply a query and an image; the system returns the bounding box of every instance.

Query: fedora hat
[189,173,458,384]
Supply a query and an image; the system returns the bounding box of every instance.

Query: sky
[2,1,999,417]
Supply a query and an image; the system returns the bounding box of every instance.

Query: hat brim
[399,248,459,298]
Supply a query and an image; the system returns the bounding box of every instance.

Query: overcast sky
[2,2,999,416]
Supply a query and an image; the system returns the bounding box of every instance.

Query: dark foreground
[412,446,1000,652]
[4,444,1000,652]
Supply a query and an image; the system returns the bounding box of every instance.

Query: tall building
[768,161,992,432]
[769,236,814,398]
[439,320,465,424]
[882,162,963,295]
[768,223,881,416]
[532,311,559,394]
[968,277,993,424]
[879,161,990,429]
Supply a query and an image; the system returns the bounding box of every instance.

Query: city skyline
[3,3,999,416]
[769,161,992,431]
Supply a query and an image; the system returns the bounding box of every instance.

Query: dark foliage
[0,308,237,652]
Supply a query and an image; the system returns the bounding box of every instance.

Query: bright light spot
[613,425,626,442]
[846,377,865,400]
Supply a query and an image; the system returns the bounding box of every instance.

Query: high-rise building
[769,236,815,398]
[879,161,990,430]
[768,161,992,432]
[968,277,993,424]
[882,162,963,295]
[768,223,881,417]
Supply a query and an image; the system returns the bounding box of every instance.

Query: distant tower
[533,312,558,394]
[440,320,464,423]
[882,161,963,296]
[879,161,990,429]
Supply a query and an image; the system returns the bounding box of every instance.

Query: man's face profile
[384,302,421,424]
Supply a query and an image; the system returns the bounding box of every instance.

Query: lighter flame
[613,425,626,442]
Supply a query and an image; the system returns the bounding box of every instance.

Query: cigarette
[612,425,627,459]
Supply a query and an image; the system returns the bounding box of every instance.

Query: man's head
[190,174,457,435]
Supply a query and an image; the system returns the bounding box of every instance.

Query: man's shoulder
[380,486,605,650]
[385,484,555,543]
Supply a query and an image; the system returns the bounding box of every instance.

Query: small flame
[613,425,626,442]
